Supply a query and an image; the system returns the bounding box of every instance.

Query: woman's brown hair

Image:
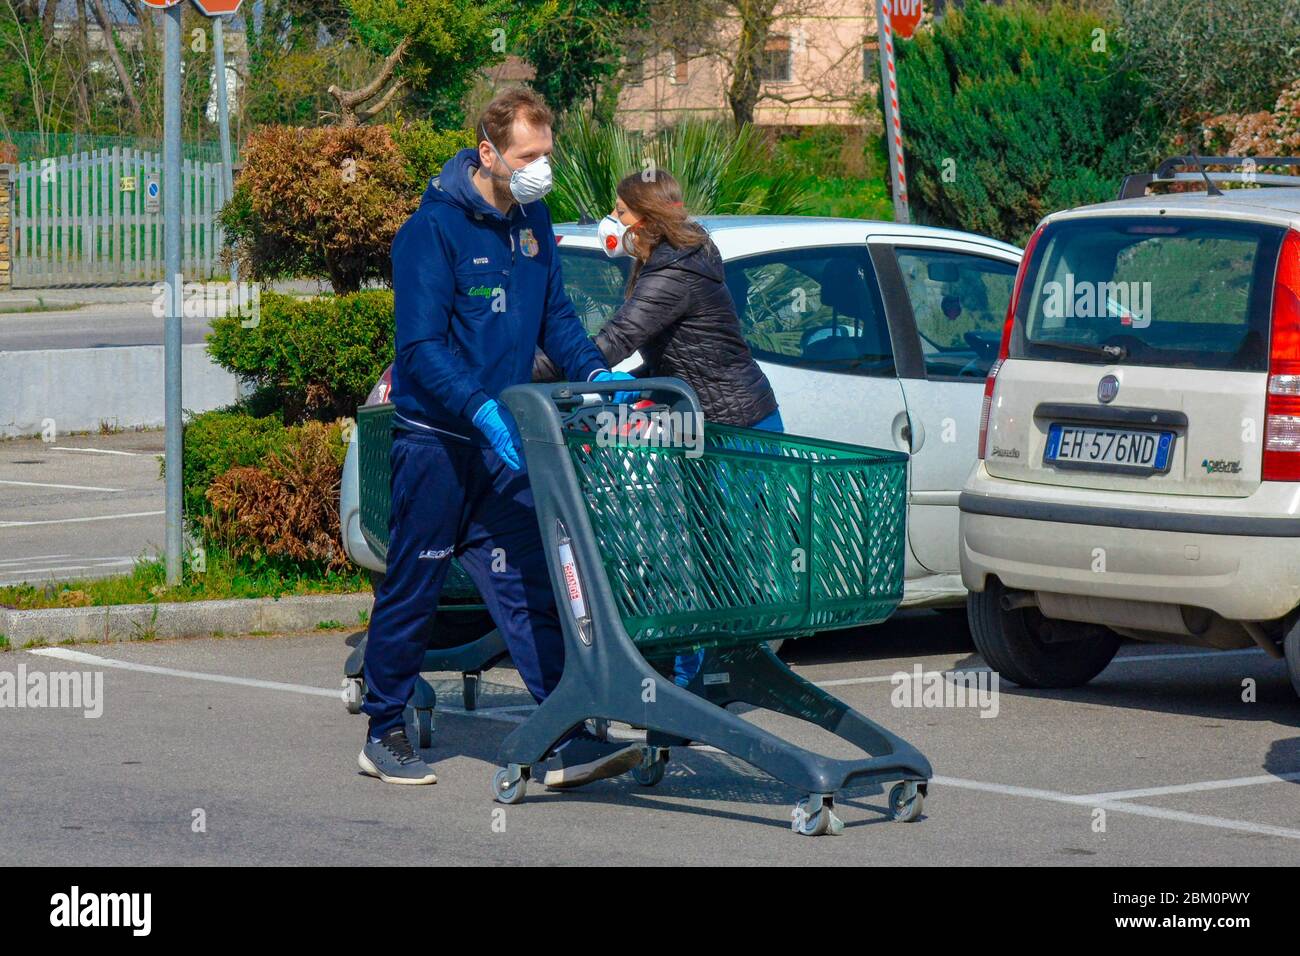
[616,169,706,295]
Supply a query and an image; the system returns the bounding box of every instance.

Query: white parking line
[0,510,164,527]
[0,554,72,566]
[49,447,140,457]
[23,646,1300,841]
[30,647,345,700]
[0,479,121,492]
[933,774,1300,841]
[1080,772,1300,802]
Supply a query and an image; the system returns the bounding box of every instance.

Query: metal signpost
[141,0,242,584]
[875,0,922,224]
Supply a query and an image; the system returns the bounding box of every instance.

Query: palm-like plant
[548,112,811,222]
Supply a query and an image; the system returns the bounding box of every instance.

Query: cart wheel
[411,708,433,749]
[463,672,481,711]
[342,677,364,715]
[632,748,667,787]
[492,767,528,805]
[889,782,924,823]
[793,797,844,837]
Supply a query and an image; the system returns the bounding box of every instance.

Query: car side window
[894,248,1018,379]
[557,247,631,335]
[726,247,894,376]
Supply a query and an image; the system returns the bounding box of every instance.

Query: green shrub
[894,1,1159,244]
[390,118,475,190]
[548,113,811,222]
[207,290,394,423]
[182,410,290,523]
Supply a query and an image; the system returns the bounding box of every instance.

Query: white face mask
[485,134,553,204]
[598,214,635,258]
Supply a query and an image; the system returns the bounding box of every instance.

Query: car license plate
[1044,423,1173,473]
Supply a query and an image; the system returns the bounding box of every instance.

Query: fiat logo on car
[1097,374,1120,404]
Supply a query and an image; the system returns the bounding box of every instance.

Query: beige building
[617,1,882,130]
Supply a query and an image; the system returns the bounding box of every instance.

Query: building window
[863,38,879,82]
[757,34,792,83]
[670,47,689,85]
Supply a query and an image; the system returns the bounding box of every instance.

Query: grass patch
[0,634,8,650]
[0,546,367,611]
[0,297,83,315]
[315,619,344,630]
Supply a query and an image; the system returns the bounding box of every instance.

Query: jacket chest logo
[518,228,539,258]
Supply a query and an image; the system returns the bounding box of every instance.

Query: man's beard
[486,168,515,208]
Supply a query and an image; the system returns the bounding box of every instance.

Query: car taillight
[979,225,1043,459]
[1264,230,1300,480]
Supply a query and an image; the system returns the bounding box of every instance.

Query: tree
[329,0,521,127]
[1116,0,1300,143]
[894,1,1158,243]
[517,0,649,115]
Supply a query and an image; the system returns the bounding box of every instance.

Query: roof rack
[1117,156,1300,200]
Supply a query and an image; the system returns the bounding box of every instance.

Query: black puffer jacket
[534,234,778,427]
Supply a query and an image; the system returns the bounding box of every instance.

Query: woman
[534,170,783,432]
[535,170,783,688]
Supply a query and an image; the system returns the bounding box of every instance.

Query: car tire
[967,581,1120,689]
[1285,618,1300,701]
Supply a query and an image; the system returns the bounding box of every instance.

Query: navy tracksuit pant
[362,427,566,737]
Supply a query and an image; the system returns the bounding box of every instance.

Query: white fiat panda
[959,157,1300,697]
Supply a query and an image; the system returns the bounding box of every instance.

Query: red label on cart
[558,540,587,621]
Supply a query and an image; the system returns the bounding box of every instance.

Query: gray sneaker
[541,731,641,789]
[358,727,437,785]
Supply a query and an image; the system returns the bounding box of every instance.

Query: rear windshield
[1012,216,1285,371]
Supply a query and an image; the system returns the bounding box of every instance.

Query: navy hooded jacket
[389,147,607,440]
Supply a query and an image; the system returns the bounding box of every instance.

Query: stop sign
[138,0,183,7]
[191,0,244,13]
[891,0,923,39]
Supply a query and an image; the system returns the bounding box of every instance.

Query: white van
[960,157,1300,697]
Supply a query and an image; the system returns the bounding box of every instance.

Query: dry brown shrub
[202,421,348,570]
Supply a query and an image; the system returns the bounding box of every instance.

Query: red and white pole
[875,0,911,223]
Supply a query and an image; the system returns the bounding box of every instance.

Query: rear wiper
[1031,339,1128,362]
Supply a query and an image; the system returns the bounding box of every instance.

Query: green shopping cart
[493,377,932,835]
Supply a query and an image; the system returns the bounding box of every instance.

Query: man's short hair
[475,87,555,152]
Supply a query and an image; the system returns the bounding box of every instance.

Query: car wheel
[966,581,1119,689]
[1285,617,1300,701]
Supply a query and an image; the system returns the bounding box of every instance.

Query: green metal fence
[3,131,237,166]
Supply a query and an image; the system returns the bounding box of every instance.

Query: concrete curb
[0,592,372,648]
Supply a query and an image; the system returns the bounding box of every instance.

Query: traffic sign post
[143,0,243,583]
[212,11,238,287]
[875,0,920,224]
[162,1,183,584]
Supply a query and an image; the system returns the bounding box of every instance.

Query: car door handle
[891,411,925,453]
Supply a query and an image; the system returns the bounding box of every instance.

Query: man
[360,87,639,787]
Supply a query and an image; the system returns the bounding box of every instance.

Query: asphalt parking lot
[0,430,164,587]
[3,610,1298,866]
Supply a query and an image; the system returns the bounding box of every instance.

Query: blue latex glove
[472,399,523,471]
[592,370,639,404]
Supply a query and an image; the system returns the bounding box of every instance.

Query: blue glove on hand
[472,399,523,471]
[592,370,639,404]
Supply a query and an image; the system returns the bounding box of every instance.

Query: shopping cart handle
[501,377,703,447]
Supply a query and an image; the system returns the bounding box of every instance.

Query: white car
[342,215,1022,616]
[960,157,1300,696]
